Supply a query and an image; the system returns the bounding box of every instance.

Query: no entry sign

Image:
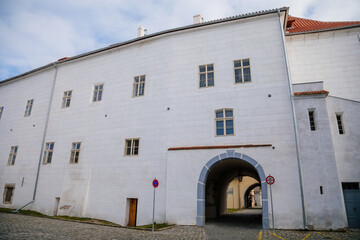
[266,175,275,185]
[152,178,159,188]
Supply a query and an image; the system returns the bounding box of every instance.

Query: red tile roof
[287,16,360,34]
[294,90,329,96]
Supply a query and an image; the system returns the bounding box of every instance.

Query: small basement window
[3,184,15,204]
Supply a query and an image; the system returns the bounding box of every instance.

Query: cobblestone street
[0,213,205,240]
[1,212,359,240]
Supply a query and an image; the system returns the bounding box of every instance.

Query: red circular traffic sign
[152,179,159,188]
[266,175,275,185]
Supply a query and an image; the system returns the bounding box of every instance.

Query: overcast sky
[1,0,359,81]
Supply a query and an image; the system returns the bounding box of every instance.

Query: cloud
[0,0,359,80]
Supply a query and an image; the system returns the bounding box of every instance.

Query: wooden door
[128,198,137,227]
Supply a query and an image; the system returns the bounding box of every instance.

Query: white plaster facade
[0,7,359,230]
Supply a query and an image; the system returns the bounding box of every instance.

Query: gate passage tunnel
[197,151,269,228]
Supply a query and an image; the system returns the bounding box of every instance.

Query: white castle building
[0,7,359,230]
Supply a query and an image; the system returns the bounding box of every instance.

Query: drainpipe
[13,63,58,213]
[277,10,307,229]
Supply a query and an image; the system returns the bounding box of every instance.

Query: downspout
[277,10,307,229]
[13,63,58,213]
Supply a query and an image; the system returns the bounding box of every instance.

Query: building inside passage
[0,7,359,229]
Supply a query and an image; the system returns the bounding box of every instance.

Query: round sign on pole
[152,179,159,188]
[266,175,275,185]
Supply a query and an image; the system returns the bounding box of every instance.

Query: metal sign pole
[266,175,275,230]
[270,184,274,230]
[152,186,155,232]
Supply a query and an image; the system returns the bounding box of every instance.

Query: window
[93,84,103,102]
[308,110,316,131]
[24,99,34,116]
[3,184,15,204]
[234,59,251,83]
[336,114,344,134]
[125,139,140,156]
[199,64,214,88]
[215,109,234,136]
[133,75,145,97]
[42,142,55,164]
[0,106,4,119]
[7,146,18,166]
[62,90,72,108]
[70,142,81,164]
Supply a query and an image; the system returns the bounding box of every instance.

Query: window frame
[93,84,104,102]
[70,142,81,164]
[215,108,235,137]
[24,99,34,117]
[234,58,252,84]
[7,146,18,166]
[132,75,146,97]
[62,90,72,108]
[0,106,4,119]
[308,109,316,131]
[336,113,345,135]
[3,184,15,204]
[42,142,55,164]
[199,64,215,88]
[124,138,140,156]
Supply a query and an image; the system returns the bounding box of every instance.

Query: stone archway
[196,150,269,229]
[244,183,261,209]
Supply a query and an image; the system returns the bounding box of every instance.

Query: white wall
[286,27,360,101]
[32,12,300,227]
[326,96,360,183]
[293,83,347,229]
[0,68,55,208]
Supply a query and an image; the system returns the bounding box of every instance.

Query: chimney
[138,26,145,37]
[193,14,203,24]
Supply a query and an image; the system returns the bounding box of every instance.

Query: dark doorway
[205,158,262,227]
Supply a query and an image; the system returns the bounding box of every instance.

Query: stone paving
[205,209,360,240]
[0,213,205,240]
[205,208,262,240]
[262,230,360,240]
[1,211,360,240]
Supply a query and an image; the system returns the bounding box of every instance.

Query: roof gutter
[1,7,289,85]
[277,9,307,230]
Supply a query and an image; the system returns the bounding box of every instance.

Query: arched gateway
[196,150,269,229]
